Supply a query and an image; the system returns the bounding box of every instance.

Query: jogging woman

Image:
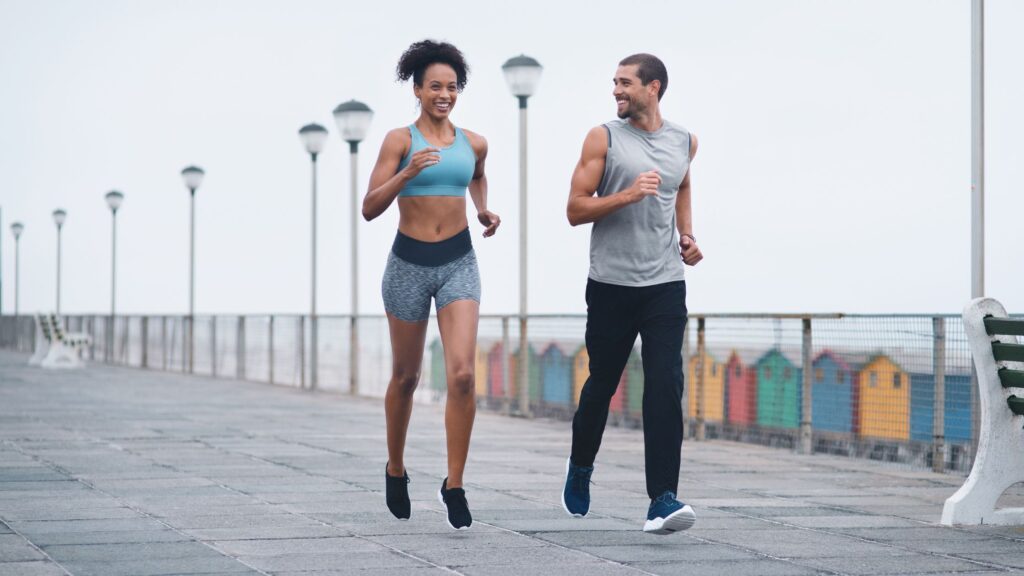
[363,39,499,530]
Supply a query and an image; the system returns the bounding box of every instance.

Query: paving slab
[2,350,1024,576]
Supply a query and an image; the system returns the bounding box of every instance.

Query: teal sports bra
[397,124,475,197]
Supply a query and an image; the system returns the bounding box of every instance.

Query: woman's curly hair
[396,40,469,92]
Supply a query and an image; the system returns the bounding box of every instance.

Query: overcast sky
[1,0,1021,316]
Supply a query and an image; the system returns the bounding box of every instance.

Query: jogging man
[562,53,703,535]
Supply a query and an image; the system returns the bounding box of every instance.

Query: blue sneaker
[562,458,593,517]
[643,491,696,534]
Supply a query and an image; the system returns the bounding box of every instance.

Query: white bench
[34,314,92,370]
[27,314,51,365]
[942,297,1024,525]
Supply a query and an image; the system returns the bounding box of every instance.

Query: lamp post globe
[502,54,543,104]
[181,166,205,193]
[105,190,124,213]
[299,123,329,158]
[332,100,373,150]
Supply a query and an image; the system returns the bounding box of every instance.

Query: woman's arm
[465,130,500,237]
[362,128,439,221]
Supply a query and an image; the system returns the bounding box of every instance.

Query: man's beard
[617,98,643,119]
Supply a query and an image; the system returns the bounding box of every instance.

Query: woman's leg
[384,313,429,477]
[436,299,479,488]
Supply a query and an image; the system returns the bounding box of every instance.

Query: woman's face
[414,63,458,120]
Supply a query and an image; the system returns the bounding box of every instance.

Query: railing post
[105,316,112,363]
[800,317,813,455]
[181,316,187,372]
[350,315,359,396]
[88,316,96,360]
[161,316,168,370]
[141,316,149,369]
[311,315,318,391]
[299,316,306,389]
[161,316,167,370]
[501,316,511,414]
[519,315,531,417]
[695,317,706,441]
[237,316,246,380]
[210,317,217,377]
[268,315,275,385]
[121,316,129,365]
[933,316,947,473]
[682,316,691,438]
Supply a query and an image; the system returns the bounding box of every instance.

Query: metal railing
[0,312,985,473]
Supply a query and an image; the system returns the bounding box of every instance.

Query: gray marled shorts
[382,229,481,323]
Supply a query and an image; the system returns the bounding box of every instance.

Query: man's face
[613,64,654,119]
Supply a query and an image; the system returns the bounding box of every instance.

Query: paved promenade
[1,350,1023,575]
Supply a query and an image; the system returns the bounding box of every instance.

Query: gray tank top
[589,119,691,286]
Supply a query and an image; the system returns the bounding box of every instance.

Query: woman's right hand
[402,147,440,178]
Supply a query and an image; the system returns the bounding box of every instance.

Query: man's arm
[677,133,703,266]
[567,126,661,226]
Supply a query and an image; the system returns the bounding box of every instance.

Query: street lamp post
[299,123,328,390]
[502,54,543,416]
[971,0,984,299]
[105,191,124,362]
[333,100,373,397]
[181,166,205,374]
[10,223,23,317]
[52,209,67,316]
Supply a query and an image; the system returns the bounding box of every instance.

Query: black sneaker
[437,477,472,530]
[385,463,410,520]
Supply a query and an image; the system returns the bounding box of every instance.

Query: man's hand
[627,171,661,203]
[680,235,702,266]
[478,210,501,237]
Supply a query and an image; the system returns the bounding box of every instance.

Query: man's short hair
[619,53,668,100]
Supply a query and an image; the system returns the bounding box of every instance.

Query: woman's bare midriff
[397,196,470,241]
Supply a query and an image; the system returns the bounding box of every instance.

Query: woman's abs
[397,196,469,241]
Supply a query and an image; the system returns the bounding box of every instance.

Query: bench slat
[1008,396,1024,416]
[985,317,1024,337]
[999,368,1024,389]
[993,342,1024,363]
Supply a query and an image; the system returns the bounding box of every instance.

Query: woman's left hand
[478,210,501,237]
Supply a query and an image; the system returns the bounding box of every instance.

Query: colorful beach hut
[687,350,725,421]
[540,343,573,407]
[811,350,855,434]
[755,349,802,429]
[487,342,508,401]
[910,373,973,444]
[857,354,910,441]
[509,345,541,402]
[725,351,758,425]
